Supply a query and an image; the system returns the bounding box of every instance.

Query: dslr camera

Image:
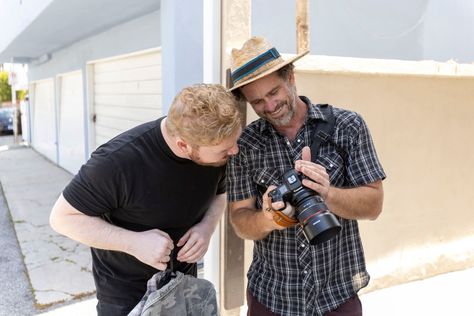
[268,169,341,245]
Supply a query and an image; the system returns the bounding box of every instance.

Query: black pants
[247,289,363,316]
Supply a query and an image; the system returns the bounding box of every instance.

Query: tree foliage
[0,71,11,102]
[0,71,27,103]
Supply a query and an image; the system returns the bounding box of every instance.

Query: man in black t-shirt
[49,84,242,316]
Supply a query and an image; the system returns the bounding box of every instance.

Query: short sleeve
[226,148,256,202]
[216,167,227,195]
[345,114,386,186]
[62,155,125,216]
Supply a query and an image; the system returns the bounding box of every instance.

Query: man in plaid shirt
[226,37,386,316]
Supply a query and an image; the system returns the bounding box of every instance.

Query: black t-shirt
[62,117,226,305]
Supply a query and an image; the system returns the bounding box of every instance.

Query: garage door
[91,49,162,148]
[31,79,56,162]
[58,71,85,174]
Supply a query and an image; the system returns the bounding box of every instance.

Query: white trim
[87,47,162,65]
[202,0,222,297]
[294,54,474,78]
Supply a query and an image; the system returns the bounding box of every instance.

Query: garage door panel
[95,126,123,143]
[94,52,160,73]
[96,116,143,133]
[58,71,85,174]
[92,50,162,148]
[32,80,56,162]
[95,105,161,123]
[95,79,162,95]
[94,94,162,109]
[95,135,113,148]
[94,65,162,84]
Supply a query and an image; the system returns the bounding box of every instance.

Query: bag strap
[310,104,336,162]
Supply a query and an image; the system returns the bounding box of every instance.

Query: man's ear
[288,70,295,85]
[176,139,191,155]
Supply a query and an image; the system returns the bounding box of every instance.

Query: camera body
[268,169,341,245]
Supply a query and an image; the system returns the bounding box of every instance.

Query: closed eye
[269,88,279,96]
[252,99,264,106]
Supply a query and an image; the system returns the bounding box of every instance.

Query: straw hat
[227,36,309,91]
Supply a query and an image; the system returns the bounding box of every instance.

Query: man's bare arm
[177,193,227,262]
[326,180,383,220]
[229,193,286,241]
[49,194,173,270]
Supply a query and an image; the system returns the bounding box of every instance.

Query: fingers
[302,146,311,161]
[177,231,190,247]
[301,165,329,185]
[155,230,174,245]
[177,234,207,263]
[154,261,168,271]
[263,185,277,211]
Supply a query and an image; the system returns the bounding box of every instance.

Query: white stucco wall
[0,0,53,53]
[27,10,161,81]
[251,0,474,63]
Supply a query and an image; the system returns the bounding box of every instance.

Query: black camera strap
[310,104,336,162]
[310,104,348,163]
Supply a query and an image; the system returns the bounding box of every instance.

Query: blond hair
[166,84,241,146]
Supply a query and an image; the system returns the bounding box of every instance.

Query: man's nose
[264,98,278,112]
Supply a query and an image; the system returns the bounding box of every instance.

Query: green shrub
[0,71,11,102]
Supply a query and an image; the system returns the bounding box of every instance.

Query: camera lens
[291,189,341,245]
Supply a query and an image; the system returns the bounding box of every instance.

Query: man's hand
[176,222,213,263]
[295,146,330,200]
[127,229,174,271]
[263,186,295,230]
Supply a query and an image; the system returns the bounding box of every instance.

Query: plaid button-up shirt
[227,97,386,316]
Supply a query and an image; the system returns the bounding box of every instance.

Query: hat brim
[228,50,309,92]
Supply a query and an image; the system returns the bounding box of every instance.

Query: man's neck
[160,118,189,159]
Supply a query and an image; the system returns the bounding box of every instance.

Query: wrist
[120,229,138,255]
[272,210,298,228]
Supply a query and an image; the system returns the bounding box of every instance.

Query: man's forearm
[326,180,384,220]
[230,207,274,241]
[199,193,227,231]
[50,195,137,253]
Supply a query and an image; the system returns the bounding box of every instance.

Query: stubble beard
[189,149,228,167]
[265,85,298,127]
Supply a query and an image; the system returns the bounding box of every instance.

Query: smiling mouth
[269,103,285,117]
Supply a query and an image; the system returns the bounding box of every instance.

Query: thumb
[302,146,311,161]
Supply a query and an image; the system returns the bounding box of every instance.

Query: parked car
[0,107,15,134]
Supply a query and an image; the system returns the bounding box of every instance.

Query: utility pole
[296,0,310,53]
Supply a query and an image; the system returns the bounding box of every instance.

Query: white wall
[0,0,52,53]
[251,0,474,63]
[27,10,161,82]
[161,0,204,113]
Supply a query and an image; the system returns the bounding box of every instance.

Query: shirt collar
[300,96,328,123]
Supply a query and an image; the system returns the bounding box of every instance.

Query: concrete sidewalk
[360,267,474,315]
[0,145,95,314]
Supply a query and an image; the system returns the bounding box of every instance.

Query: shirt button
[301,243,305,248]
[260,180,265,183]
[286,141,290,146]
[297,139,301,143]
[304,270,308,274]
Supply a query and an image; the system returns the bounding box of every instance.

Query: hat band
[231,47,280,85]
